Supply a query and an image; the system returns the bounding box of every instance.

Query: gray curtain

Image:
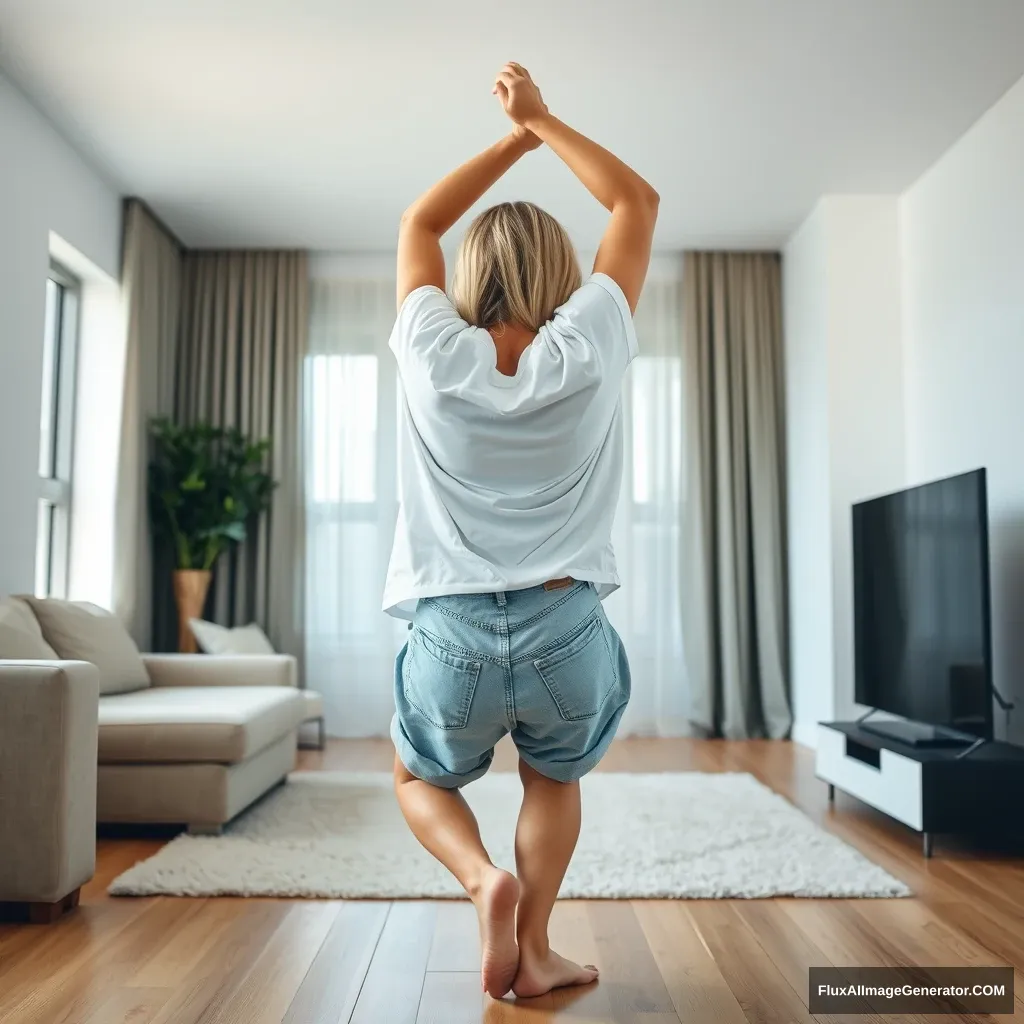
[681,252,792,739]
[112,200,182,649]
[166,251,308,664]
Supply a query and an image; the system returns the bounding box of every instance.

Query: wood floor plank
[940,856,1024,916]
[147,900,292,1024]
[687,901,814,1024]
[0,894,149,998]
[633,900,748,1024]
[280,900,388,1024]
[128,899,244,988]
[350,902,437,1024]
[415,972,484,1024]
[846,899,1024,1018]
[586,901,677,1019]
[930,898,1024,967]
[780,900,898,969]
[1,896,201,1024]
[734,899,888,1024]
[81,985,172,1024]
[425,900,479,972]
[413,975,545,1024]
[207,902,343,1024]
[778,901,928,1024]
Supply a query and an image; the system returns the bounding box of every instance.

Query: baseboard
[790,720,819,750]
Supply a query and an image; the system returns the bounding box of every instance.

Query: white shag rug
[108,771,909,899]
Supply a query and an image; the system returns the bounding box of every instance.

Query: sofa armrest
[141,653,298,689]
[0,661,99,903]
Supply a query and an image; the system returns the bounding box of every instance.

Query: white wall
[0,70,122,596]
[902,74,1024,743]
[824,198,906,721]
[783,204,834,747]
[783,197,905,745]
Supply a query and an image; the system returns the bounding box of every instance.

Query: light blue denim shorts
[391,580,631,788]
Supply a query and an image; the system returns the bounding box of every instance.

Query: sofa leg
[299,716,327,751]
[187,823,224,836]
[27,887,81,924]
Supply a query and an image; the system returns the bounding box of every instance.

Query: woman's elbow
[401,207,443,236]
[616,184,659,216]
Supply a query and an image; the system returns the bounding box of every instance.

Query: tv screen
[852,468,993,740]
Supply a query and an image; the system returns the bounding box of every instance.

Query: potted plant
[148,418,276,652]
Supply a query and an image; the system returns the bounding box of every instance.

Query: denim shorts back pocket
[533,613,617,722]
[403,627,482,730]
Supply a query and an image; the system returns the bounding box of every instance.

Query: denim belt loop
[495,589,507,607]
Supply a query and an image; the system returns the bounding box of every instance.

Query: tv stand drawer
[816,724,922,830]
[844,736,881,769]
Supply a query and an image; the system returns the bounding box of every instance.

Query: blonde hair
[450,201,581,331]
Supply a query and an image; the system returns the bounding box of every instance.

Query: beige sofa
[1,595,307,842]
[97,653,305,832]
[0,660,100,920]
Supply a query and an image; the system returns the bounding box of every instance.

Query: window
[35,263,79,598]
[304,352,381,638]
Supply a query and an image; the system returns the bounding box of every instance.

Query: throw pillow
[19,596,150,695]
[189,619,277,655]
[0,596,60,659]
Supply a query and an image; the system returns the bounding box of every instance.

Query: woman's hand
[493,63,548,131]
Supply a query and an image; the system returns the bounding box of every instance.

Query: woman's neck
[488,322,537,377]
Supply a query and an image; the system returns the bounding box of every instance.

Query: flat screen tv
[852,468,993,744]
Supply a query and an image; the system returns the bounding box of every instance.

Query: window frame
[36,260,80,599]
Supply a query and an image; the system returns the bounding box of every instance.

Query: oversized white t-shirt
[382,271,638,620]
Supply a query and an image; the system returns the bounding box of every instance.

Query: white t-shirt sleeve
[549,272,639,376]
[388,284,469,370]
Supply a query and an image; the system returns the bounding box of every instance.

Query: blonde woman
[384,63,658,999]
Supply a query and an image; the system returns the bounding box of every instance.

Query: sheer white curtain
[304,262,688,738]
[605,269,689,735]
[305,277,407,737]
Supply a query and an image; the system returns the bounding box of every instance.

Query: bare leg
[392,755,519,997]
[511,758,599,997]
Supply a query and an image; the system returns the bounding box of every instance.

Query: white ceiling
[2,0,1024,251]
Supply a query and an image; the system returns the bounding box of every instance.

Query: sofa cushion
[97,686,306,764]
[19,597,150,696]
[190,619,276,655]
[0,597,60,659]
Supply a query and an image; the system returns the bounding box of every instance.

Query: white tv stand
[815,721,1024,857]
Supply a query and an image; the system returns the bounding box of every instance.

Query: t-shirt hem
[383,572,621,619]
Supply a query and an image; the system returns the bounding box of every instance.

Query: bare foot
[512,949,600,998]
[474,868,520,998]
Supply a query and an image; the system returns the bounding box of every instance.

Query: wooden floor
[1,738,1022,1024]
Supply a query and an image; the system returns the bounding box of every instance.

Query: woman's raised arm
[396,127,540,309]
[494,63,658,314]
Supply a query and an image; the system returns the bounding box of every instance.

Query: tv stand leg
[827,784,835,803]
[922,832,933,859]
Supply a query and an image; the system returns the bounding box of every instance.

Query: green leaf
[223,521,247,543]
